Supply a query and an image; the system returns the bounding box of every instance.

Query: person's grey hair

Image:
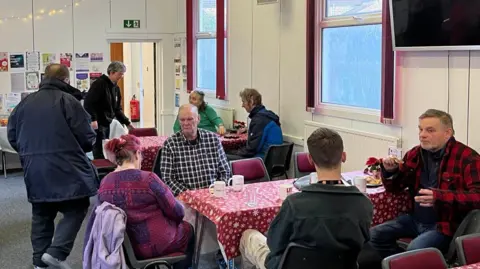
[107,61,126,75]
[419,109,455,135]
[179,103,199,115]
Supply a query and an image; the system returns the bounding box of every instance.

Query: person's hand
[414,189,435,207]
[237,127,247,135]
[91,121,98,130]
[218,125,226,135]
[127,124,135,131]
[382,156,401,172]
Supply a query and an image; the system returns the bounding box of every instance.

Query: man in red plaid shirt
[370,109,480,259]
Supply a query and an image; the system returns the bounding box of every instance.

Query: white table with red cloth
[453,263,480,269]
[177,177,410,263]
[138,134,248,171]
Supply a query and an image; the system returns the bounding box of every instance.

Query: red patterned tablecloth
[178,177,410,260]
[453,263,480,269]
[138,134,247,171]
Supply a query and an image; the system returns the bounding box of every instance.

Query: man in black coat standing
[84,61,134,159]
[7,64,98,269]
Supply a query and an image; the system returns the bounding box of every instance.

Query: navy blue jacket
[237,105,283,159]
[7,78,99,203]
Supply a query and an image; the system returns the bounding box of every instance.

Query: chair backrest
[382,248,448,269]
[264,142,294,179]
[293,152,316,178]
[445,209,480,263]
[278,243,359,269]
[123,232,141,267]
[230,157,270,183]
[129,127,158,137]
[152,148,162,178]
[456,233,480,265]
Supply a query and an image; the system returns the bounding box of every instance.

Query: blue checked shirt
[160,129,231,196]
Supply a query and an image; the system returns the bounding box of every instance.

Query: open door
[110,43,124,110]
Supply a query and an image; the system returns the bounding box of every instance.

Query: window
[187,0,227,99]
[314,0,383,111]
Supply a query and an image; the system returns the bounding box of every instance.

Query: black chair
[123,232,187,269]
[278,243,359,269]
[264,142,294,180]
[91,159,117,180]
[152,148,162,178]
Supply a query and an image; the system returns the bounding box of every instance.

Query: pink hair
[104,134,141,165]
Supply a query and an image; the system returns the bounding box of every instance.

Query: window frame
[313,0,383,122]
[187,0,227,100]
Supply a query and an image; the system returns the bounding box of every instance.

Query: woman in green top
[173,90,226,134]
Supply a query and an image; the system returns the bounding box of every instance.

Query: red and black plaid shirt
[382,137,480,236]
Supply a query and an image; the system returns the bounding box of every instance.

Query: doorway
[109,42,158,129]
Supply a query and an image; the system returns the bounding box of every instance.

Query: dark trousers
[31,197,90,267]
[369,214,451,258]
[174,223,196,269]
[92,125,110,159]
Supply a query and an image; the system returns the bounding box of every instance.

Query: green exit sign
[124,20,140,28]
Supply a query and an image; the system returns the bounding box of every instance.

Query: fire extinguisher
[130,95,140,122]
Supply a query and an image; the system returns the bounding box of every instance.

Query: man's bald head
[178,104,200,139]
[179,103,199,115]
[44,64,69,81]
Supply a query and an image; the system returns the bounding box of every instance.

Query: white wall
[176,0,480,166]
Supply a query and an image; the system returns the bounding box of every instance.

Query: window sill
[312,103,380,124]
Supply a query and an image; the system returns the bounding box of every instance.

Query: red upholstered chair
[91,159,117,180]
[129,128,158,137]
[456,233,480,265]
[230,157,270,183]
[293,152,316,178]
[381,248,447,269]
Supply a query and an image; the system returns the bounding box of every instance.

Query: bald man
[8,63,97,269]
[160,104,231,196]
[43,64,85,101]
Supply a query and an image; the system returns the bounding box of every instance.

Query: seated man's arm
[216,138,231,182]
[380,149,417,193]
[432,156,480,207]
[235,121,262,157]
[160,142,188,196]
[265,200,294,268]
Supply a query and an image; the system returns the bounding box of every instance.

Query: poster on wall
[90,53,103,62]
[0,95,4,111]
[26,51,40,71]
[60,53,72,69]
[6,93,21,112]
[10,73,25,92]
[25,72,39,91]
[0,53,8,72]
[175,92,180,108]
[89,72,102,86]
[10,53,25,70]
[75,53,89,72]
[76,73,89,91]
[41,53,57,69]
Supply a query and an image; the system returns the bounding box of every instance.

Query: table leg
[193,212,205,269]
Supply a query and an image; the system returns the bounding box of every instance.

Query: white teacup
[209,181,226,198]
[279,184,294,200]
[228,175,244,192]
[353,176,367,193]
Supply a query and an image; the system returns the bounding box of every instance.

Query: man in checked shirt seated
[160,104,231,196]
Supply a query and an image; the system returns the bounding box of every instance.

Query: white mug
[310,172,318,184]
[279,184,294,200]
[209,181,226,198]
[228,175,244,192]
[353,176,367,193]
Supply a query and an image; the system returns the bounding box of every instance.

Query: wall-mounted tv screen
[390,0,480,51]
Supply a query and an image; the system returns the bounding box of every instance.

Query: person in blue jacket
[227,88,283,160]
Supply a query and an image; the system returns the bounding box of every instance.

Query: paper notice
[11,73,26,92]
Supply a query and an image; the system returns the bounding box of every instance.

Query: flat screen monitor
[390,0,480,51]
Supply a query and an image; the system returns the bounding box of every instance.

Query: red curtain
[381,0,395,122]
[305,0,316,110]
[216,0,226,100]
[186,0,194,93]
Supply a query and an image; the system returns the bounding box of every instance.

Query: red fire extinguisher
[130,95,140,122]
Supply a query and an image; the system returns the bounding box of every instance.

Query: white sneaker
[41,253,72,269]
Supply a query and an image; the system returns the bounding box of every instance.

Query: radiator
[210,104,235,129]
[304,121,402,172]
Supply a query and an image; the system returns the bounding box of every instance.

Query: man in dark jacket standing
[84,61,134,159]
[227,88,283,160]
[7,64,98,269]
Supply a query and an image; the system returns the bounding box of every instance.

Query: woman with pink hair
[98,134,194,268]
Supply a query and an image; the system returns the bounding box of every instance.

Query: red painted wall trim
[216,0,226,100]
[381,0,395,122]
[306,0,316,110]
[186,0,194,93]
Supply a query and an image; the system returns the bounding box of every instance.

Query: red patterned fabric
[387,249,446,269]
[231,158,268,182]
[91,159,116,169]
[296,152,315,173]
[178,177,409,260]
[453,263,480,269]
[138,134,247,171]
[129,128,158,137]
